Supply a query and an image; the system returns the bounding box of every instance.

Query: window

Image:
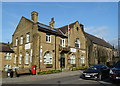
[69,55,76,64]
[81,56,85,64]
[19,54,22,64]
[46,33,51,43]
[4,65,11,71]
[60,38,65,47]
[44,51,52,64]
[4,53,11,60]
[26,33,30,43]
[16,38,18,46]
[75,38,80,48]
[25,53,29,64]
[14,55,17,64]
[20,36,23,44]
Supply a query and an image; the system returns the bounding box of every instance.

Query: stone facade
[0,43,14,71]
[11,11,117,72]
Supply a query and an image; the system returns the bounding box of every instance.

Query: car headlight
[109,69,114,74]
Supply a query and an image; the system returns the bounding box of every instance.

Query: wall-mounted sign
[81,50,85,53]
[70,48,76,52]
[25,43,31,49]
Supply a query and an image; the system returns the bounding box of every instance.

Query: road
[14,74,120,86]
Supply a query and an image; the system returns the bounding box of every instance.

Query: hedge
[37,70,62,75]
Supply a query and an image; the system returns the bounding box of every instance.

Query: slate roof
[85,32,113,49]
[23,17,67,38]
[58,21,77,34]
[0,43,14,53]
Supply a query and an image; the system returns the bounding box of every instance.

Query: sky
[1,2,118,47]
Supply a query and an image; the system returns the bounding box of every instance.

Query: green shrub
[37,70,62,75]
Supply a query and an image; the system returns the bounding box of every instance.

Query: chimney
[31,11,38,23]
[49,17,55,29]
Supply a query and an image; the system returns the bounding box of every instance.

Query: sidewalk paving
[1,70,83,84]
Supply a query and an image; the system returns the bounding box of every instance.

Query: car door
[101,65,109,77]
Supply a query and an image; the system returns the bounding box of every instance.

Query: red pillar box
[32,65,37,75]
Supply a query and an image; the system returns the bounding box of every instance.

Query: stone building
[0,43,14,71]
[85,33,114,65]
[12,11,88,72]
[12,11,116,72]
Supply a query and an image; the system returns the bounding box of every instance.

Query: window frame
[75,38,80,48]
[25,53,29,64]
[60,38,65,47]
[20,36,23,44]
[16,38,18,46]
[26,33,30,43]
[46,33,51,43]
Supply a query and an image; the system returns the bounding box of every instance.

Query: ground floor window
[44,51,52,64]
[81,55,85,64]
[69,54,76,64]
[25,53,29,64]
[19,54,22,64]
[4,65,11,71]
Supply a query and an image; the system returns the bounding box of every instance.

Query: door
[60,53,65,68]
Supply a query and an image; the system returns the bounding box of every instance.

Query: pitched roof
[58,21,77,34]
[0,43,14,53]
[85,32,113,49]
[23,17,67,38]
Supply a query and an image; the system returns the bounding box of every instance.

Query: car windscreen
[115,62,120,68]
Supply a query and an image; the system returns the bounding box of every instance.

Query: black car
[82,64,110,80]
[109,61,120,80]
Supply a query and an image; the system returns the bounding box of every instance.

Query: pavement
[1,70,83,84]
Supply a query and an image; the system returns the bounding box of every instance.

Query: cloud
[85,26,108,39]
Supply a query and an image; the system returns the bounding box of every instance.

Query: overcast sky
[2,2,118,46]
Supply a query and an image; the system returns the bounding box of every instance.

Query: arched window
[69,54,76,64]
[75,38,80,48]
[44,51,52,64]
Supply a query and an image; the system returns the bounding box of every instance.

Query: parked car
[82,64,110,80]
[109,61,120,81]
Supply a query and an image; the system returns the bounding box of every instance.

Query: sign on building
[70,48,76,52]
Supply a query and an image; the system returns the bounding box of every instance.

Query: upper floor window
[75,38,80,48]
[60,38,65,47]
[46,33,51,43]
[4,53,12,60]
[26,33,30,43]
[16,38,18,46]
[20,36,23,44]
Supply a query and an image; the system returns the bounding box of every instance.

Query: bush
[37,70,62,75]
[72,66,89,71]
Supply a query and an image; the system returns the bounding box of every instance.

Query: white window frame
[81,56,85,64]
[44,52,52,64]
[16,38,18,46]
[26,33,30,43]
[60,38,65,47]
[4,53,11,60]
[4,65,11,71]
[70,55,76,64]
[46,34,51,43]
[19,54,22,64]
[20,36,23,44]
[25,53,29,64]
[75,38,80,48]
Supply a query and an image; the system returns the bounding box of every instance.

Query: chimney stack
[49,17,55,29]
[31,11,38,23]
